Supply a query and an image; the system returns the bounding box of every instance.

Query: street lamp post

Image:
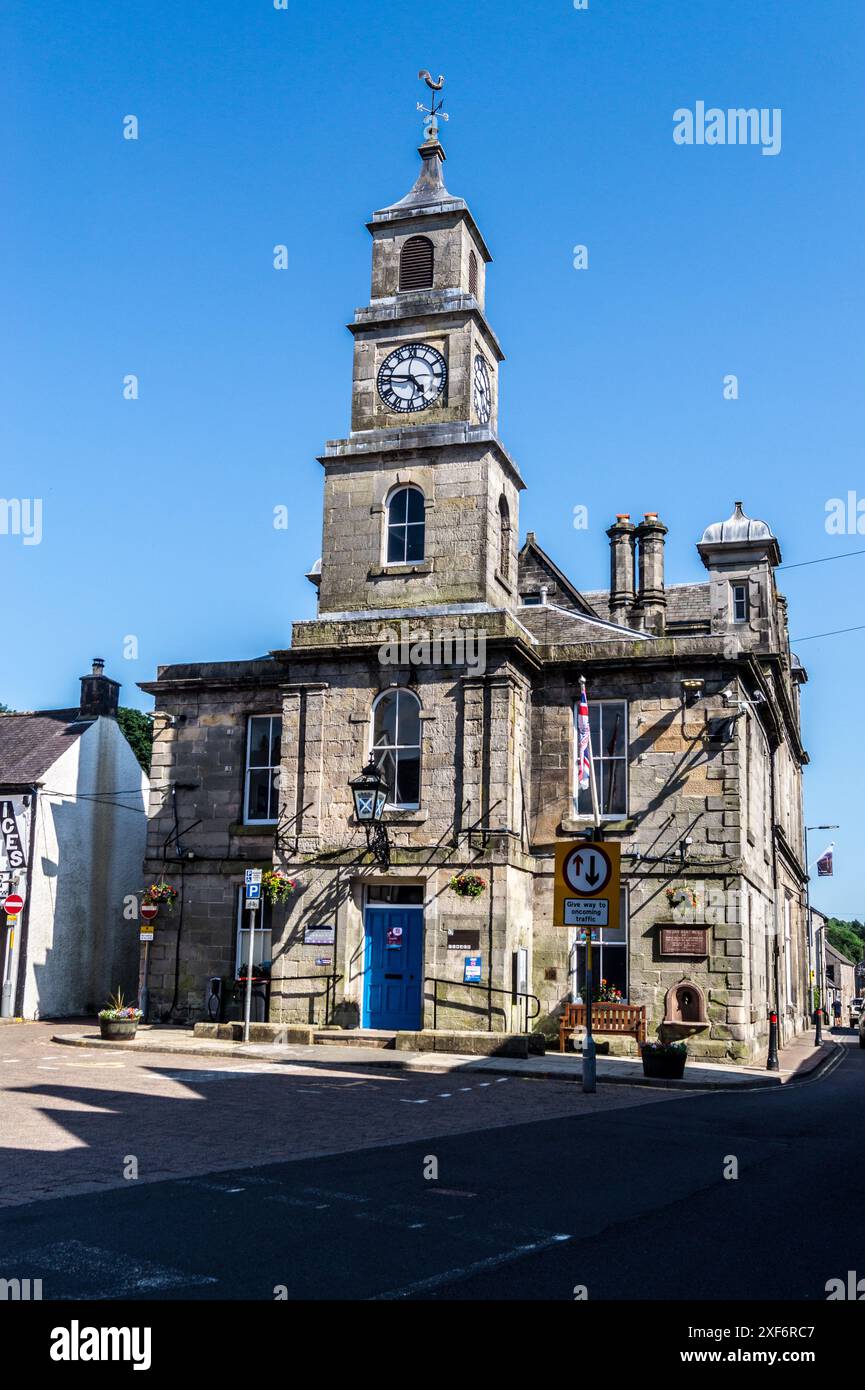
[805,823,839,1047]
[349,758,391,869]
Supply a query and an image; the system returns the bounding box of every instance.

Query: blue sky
[3,0,862,917]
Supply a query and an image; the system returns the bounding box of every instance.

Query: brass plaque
[659,926,708,957]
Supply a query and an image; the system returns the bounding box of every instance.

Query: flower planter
[641,1047,686,1079]
[99,1017,139,1041]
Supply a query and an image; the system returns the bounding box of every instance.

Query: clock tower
[313,81,525,616]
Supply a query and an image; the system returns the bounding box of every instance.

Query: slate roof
[582,582,711,630]
[0,710,92,785]
[516,604,651,645]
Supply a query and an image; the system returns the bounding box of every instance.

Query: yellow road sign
[554,841,621,930]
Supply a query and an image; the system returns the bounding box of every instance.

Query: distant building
[824,938,856,1022]
[0,661,149,1019]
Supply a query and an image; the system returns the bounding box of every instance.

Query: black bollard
[766,1009,780,1071]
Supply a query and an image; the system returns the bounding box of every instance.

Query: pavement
[49,1021,841,1090]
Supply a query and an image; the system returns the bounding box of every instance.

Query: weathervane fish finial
[417,69,448,142]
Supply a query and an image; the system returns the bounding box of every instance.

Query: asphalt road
[0,1024,859,1300]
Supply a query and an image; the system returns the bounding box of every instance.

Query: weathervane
[417,70,448,143]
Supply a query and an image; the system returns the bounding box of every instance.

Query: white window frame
[384,485,425,567]
[243,714,282,825]
[731,582,749,623]
[572,698,629,821]
[235,890,272,977]
[571,887,629,1002]
[370,688,422,811]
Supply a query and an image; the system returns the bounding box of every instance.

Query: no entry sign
[3,894,24,917]
[140,903,158,923]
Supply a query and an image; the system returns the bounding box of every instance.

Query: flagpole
[580,675,599,1094]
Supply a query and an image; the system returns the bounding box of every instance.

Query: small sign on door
[386,926,404,949]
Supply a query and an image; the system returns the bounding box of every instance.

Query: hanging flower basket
[448,872,487,899]
[262,870,298,905]
[665,884,697,912]
[142,881,178,914]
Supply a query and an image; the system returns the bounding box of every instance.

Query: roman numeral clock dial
[377,343,447,413]
[473,354,492,425]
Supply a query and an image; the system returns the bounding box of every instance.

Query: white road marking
[399,1098,429,1105]
[372,1233,572,1300]
[13,1240,217,1296]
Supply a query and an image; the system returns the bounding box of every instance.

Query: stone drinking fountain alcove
[662,979,708,1035]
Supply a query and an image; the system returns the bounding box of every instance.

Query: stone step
[313,1029,397,1049]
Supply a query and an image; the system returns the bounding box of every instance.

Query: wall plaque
[304,925,335,945]
[447,928,481,951]
[659,926,708,958]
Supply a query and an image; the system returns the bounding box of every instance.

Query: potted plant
[98,989,143,1041]
[640,1039,688,1079]
[142,881,178,914]
[594,979,624,1003]
[448,872,487,899]
[262,870,298,905]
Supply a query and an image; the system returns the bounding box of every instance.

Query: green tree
[826,917,865,964]
[117,707,153,774]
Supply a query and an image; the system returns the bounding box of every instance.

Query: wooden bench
[559,1002,647,1052]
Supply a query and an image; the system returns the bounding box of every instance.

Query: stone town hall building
[141,121,811,1064]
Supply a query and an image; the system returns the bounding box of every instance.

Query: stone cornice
[349,296,505,362]
[318,425,525,492]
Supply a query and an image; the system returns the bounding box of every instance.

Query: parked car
[858,1007,865,1048]
[851,997,864,1026]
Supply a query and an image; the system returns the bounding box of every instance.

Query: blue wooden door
[363,908,423,1030]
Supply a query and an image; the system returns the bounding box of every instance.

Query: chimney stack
[79,657,120,719]
[606,515,636,624]
[634,513,667,634]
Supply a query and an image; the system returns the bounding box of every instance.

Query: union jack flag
[577,683,592,792]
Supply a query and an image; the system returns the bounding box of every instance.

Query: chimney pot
[92,658,105,676]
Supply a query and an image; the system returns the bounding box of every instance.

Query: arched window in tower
[399,235,434,291]
[386,486,425,565]
[468,250,478,297]
[371,689,421,809]
[498,495,511,580]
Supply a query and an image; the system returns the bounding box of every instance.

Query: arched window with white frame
[371,688,421,809]
[386,485,425,565]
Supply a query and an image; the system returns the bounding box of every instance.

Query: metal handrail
[423,975,540,1034]
[274,972,344,1027]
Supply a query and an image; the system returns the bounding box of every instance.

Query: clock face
[473,354,492,425]
[377,343,447,414]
